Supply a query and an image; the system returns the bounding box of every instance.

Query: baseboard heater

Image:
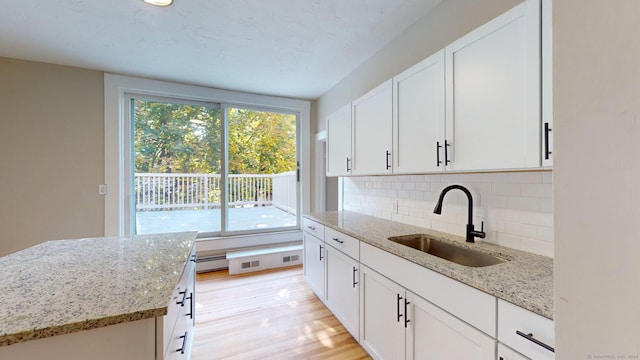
[196,254,228,273]
[226,244,303,275]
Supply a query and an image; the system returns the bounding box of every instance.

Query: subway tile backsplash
[342,171,553,257]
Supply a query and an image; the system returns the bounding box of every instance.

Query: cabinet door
[325,245,360,340]
[352,79,393,175]
[326,103,353,176]
[393,50,445,174]
[406,292,495,360]
[445,0,541,171]
[498,343,530,360]
[359,265,405,360]
[541,0,553,167]
[303,232,325,300]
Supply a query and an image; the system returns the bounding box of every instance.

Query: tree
[134,100,296,175]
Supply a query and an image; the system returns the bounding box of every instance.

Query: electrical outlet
[391,200,398,214]
[98,184,108,195]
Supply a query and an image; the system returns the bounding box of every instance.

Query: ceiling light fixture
[143,0,173,7]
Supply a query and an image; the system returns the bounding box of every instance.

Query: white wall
[554,0,640,357]
[343,172,553,257]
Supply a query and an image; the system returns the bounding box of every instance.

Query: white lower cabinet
[303,231,325,299]
[325,244,360,340]
[406,292,495,360]
[359,265,494,360]
[359,265,406,359]
[498,343,530,360]
[498,299,554,360]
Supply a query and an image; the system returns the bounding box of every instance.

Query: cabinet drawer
[324,227,359,259]
[303,217,325,239]
[498,299,554,360]
[163,246,196,358]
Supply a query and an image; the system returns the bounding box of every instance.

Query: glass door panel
[132,98,222,235]
[225,107,298,232]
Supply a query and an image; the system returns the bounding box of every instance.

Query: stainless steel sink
[388,234,505,267]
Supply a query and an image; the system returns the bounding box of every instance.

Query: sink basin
[388,234,505,267]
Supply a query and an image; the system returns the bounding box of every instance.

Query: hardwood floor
[192,265,371,360]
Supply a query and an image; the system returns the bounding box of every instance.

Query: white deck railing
[135,173,295,211]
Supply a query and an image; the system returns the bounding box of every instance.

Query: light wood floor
[192,265,371,360]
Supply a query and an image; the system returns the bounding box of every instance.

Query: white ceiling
[0,0,441,99]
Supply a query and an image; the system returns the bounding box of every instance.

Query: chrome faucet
[433,184,486,243]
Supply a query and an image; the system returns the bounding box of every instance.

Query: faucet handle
[477,221,486,239]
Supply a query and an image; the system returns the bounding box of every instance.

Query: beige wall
[314,0,522,133]
[554,0,640,357]
[0,57,104,256]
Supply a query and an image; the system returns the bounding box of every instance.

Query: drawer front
[324,227,359,259]
[163,246,196,358]
[303,217,325,239]
[498,299,554,360]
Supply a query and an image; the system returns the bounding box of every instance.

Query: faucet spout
[433,185,486,242]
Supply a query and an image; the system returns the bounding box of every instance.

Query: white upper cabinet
[326,104,353,176]
[541,0,553,167]
[352,79,393,175]
[392,50,446,174]
[445,0,541,171]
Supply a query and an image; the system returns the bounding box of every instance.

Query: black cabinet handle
[319,245,324,261]
[544,122,552,160]
[332,237,344,244]
[176,331,188,354]
[444,140,451,165]
[346,157,351,172]
[436,141,442,167]
[385,150,391,170]
[186,292,193,319]
[306,225,316,231]
[404,298,410,328]
[516,330,555,353]
[190,254,197,263]
[177,288,188,306]
[396,294,403,322]
[352,266,358,288]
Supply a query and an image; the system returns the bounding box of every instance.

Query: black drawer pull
[307,225,316,231]
[516,330,555,353]
[352,266,358,288]
[444,140,451,165]
[346,157,351,172]
[385,150,391,170]
[332,237,344,244]
[404,298,410,328]
[186,292,193,319]
[319,245,324,261]
[177,288,188,306]
[190,254,197,263]
[544,122,552,160]
[176,331,188,354]
[396,294,403,322]
[436,141,442,167]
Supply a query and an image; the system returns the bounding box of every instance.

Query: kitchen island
[0,231,197,359]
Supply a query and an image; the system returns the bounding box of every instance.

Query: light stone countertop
[306,211,553,320]
[0,231,197,347]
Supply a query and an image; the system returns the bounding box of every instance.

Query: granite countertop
[306,211,553,320]
[0,231,197,347]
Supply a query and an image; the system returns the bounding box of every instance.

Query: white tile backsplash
[342,171,554,257]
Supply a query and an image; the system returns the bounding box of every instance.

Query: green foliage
[133,99,296,175]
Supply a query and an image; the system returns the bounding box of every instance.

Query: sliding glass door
[130,96,298,236]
